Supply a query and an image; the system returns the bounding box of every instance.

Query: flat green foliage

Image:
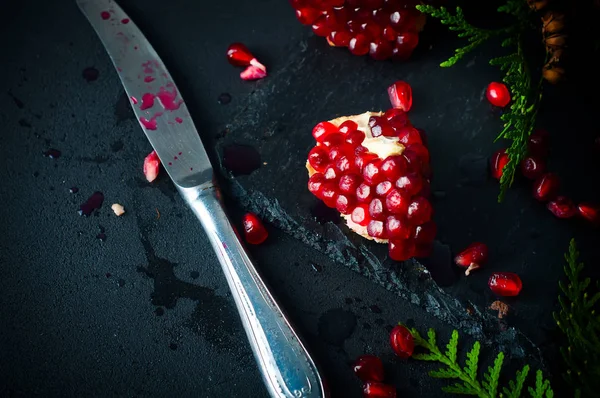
[553,239,600,397]
[407,325,553,397]
[416,1,542,201]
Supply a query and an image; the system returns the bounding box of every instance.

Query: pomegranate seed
[349,33,370,55]
[486,82,511,107]
[414,221,437,244]
[389,9,414,31]
[403,151,422,173]
[242,212,268,245]
[369,116,395,138]
[455,242,488,276]
[338,120,358,135]
[308,173,326,198]
[363,382,397,398]
[351,204,371,226]
[381,156,408,180]
[393,33,418,59]
[386,111,410,131]
[369,39,394,60]
[385,189,410,214]
[296,7,321,25]
[533,173,560,201]
[356,183,374,203]
[404,143,429,165]
[397,127,422,145]
[346,130,366,146]
[312,121,338,143]
[328,144,354,162]
[339,173,362,194]
[528,129,549,157]
[324,165,340,182]
[388,239,415,261]
[577,202,600,224]
[395,173,422,196]
[389,324,414,358]
[321,182,338,208]
[369,198,386,220]
[367,220,387,238]
[548,196,576,218]
[226,43,261,68]
[363,21,384,40]
[387,81,412,112]
[336,194,355,214]
[308,146,330,172]
[312,15,331,37]
[335,155,358,174]
[383,25,397,41]
[375,181,393,196]
[328,30,352,47]
[488,272,522,297]
[407,197,432,225]
[353,355,384,382]
[490,149,509,180]
[143,150,160,182]
[355,151,379,173]
[363,160,385,185]
[520,156,546,180]
[385,215,412,239]
[384,108,406,121]
[321,132,345,147]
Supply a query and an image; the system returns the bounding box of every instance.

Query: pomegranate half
[306,109,434,261]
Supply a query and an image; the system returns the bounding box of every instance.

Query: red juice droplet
[140,93,155,110]
[130,96,138,104]
[101,11,110,20]
[121,18,130,24]
[144,76,155,83]
[134,46,138,50]
[173,156,178,160]
[43,148,62,159]
[178,152,182,155]
[175,117,183,124]
[168,162,172,166]
[117,67,122,72]
[78,191,104,216]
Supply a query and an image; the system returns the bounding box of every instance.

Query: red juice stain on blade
[101,11,110,20]
[139,112,163,130]
[78,191,104,216]
[157,84,183,111]
[121,18,130,24]
[144,76,155,83]
[117,67,123,72]
[131,96,138,104]
[140,93,155,110]
[175,117,183,124]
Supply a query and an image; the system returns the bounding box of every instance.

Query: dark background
[1,0,599,397]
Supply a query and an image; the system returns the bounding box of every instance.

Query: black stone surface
[1,0,600,397]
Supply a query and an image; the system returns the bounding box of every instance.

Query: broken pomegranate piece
[143,150,160,182]
[489,272,522,297]
[388,81,412,112]
[547,196,576,219]
[389,324,414,359]
[242,212,269,245]
[306,110,434,260]
[454,242,488,276]
[353,355,385,382]
[226,43,267,80]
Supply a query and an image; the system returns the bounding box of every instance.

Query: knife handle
[178,183,328,398]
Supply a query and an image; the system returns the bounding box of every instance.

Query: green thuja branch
[554,239,600,397]
[406,326,553,397]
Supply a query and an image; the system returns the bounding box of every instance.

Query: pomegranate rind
[306,111,405,243]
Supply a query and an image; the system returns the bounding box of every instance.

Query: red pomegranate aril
[388,239,415,261]
[143,150,160,182]
[403,151,421,173]
[363,160,385,185]
[455,242,488,275]
[347,130,366,146]
[372,117,396,138]
[393,33,418,59]
[242,213,268,245]
[397,127,422,146]
[363,22,384,40]
[226,43,255,67]
[533,173,559,201]
[384,108,406,121]
[369,198,386,220]
[381,155,408,180]
[383,25,397,41]
[321,182,338,208]
[351,204,371,226]
[369,39,394,61]
[389,9,412,30]
[405,143,429,165]
[528,129,549,157]
[414,221,437,244]
[375,181,393,196]
[336,194,355,214]
[349,34,370,56]
[308,173,326,198]
[329,30,352,47]
[407,196,433,225]
[385,215,412,239]
[387,81,413,112]
[520,156,546,180]
[353,355,384,383]
[488,272,522,297]
[490,149,509,180]
[321,132,345,147]
[324,165,340,182]
[385,188,409,214]
[548,196,576,219]
[363,382,397,398]
[328,144,354,162]
[389,324,414,358]
[367,220,387,238]
[296,7,321,25]
[395,173,422,197]
[486,82,511,107]
[577,202,600,224]
[308,146,330,172]
[338,120,358,135]
[312,121,338,142]
[312,15,331,37]
[356,183,374,203]
[339,173,361,194]
[335,155,358,174]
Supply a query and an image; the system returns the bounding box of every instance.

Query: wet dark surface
[1,0,600,397]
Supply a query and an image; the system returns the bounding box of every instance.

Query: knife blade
[77,1,328,397]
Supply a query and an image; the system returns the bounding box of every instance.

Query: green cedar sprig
[416,2,542,202]
[406,325,554,397]
[554,239,600,397]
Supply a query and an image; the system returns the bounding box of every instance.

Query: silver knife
[76,1,327,397]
